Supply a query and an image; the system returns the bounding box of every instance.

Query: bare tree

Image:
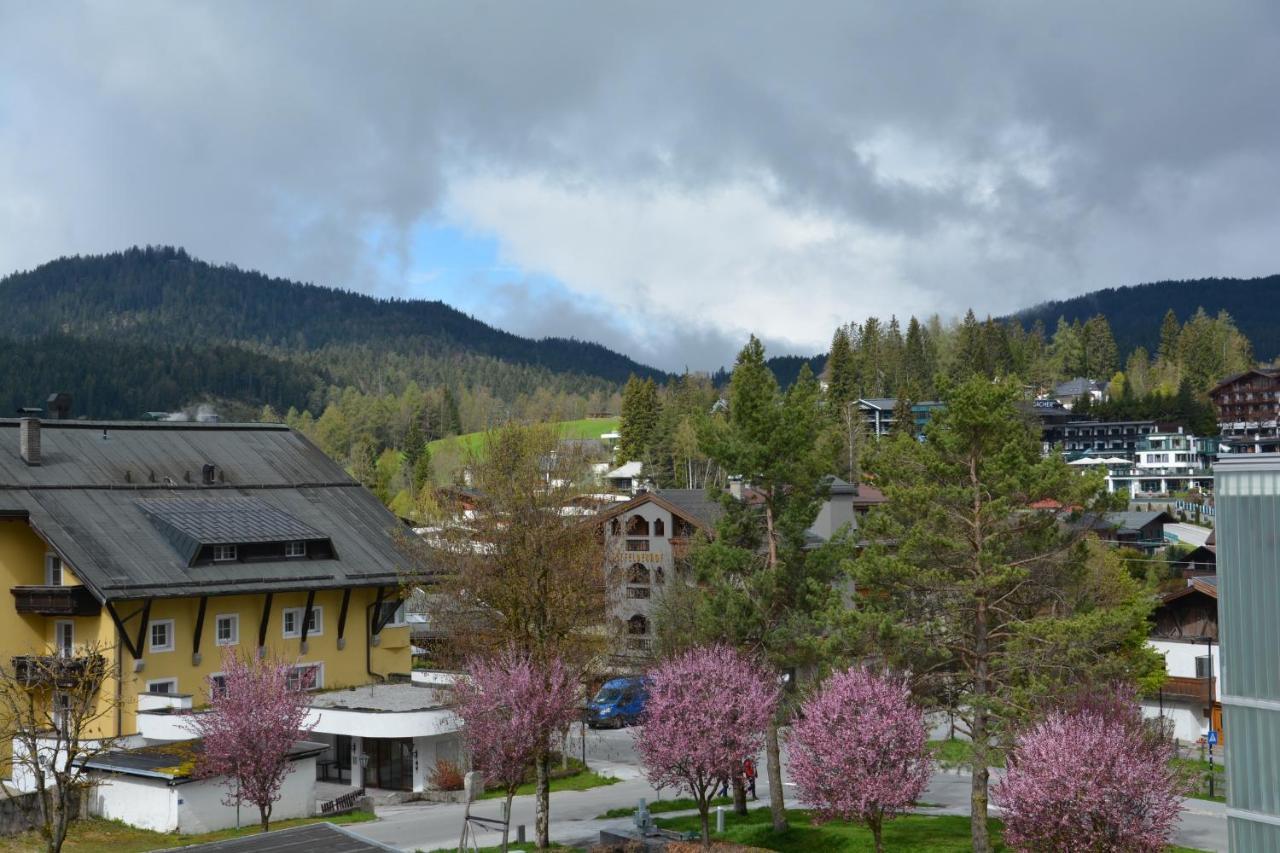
[0,642,121,853]
[400,423,612,849]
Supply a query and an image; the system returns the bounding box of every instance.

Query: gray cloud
[2,2,1279,369]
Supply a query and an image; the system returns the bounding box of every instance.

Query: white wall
[1142,702,1206,743]
[1152,638,1219,679]
[88,756,316,834]
[88,777,177,832]
[175,757,315,833]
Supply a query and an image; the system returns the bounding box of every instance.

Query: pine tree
[824,326,858,409]
[950,310,984,382]
[1158,309,1181,364]
[681,339,847,834]
[1082,315,1118,378]
[903,317,934,395]
[853,378,1162,852]
[618,375,661,463]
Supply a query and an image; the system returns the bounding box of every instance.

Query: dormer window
[212,544,238,562]
[285,541,306,558]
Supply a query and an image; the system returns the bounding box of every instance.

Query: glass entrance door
[366,737,413,790]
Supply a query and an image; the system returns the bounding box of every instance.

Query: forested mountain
[0,246,667,418]
[1014,275,1280,362]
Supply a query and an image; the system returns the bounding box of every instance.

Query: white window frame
[149,619,175,653]
[145,678,178,694]
[207,672,227,700]
[54,620,73,657]
[286,662,323,691]
[45,553,63,586]
[214,614,239,646]
[284,541,306,558]
[212,544,238,562]
[282,606,322,639]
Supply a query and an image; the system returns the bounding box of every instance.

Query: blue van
[586,677,648,728]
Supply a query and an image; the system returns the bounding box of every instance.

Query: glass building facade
[1216,455,1280,850]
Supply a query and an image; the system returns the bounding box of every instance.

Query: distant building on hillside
[1061,419,1159,458]
[595,478,886,669]
[856,398,944,439]
[1051,377,1107,409]
[1210,367,1280,453]
[1142,577,1220,744]
[605,460,644,494]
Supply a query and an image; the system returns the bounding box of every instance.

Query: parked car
[585,676,648,728]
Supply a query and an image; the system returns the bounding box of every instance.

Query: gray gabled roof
[0,420,418,601]
[652,489,725,527]
[139,496,329,564]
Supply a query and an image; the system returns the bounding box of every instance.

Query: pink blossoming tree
[454,648,580,853]
[187,650,314,832]
[634,645,779,849]
[994,687,1184,852]
[787,667,931,853]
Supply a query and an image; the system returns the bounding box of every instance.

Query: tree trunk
[764,717,788,832]
[501,792,514,853]
[971,598,991,853]
[534,752,551,849]
[259,803,270,833]
[870,813,884,853]
[699,801,711,850]
[732,774,748,816]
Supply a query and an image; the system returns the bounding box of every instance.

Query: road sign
[1207,729,1219,746]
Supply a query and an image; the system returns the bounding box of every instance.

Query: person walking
[743,756,757,800]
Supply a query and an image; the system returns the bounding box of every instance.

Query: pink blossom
[186,649,314,832]
[787,667,931,852]
[633,645,779,848]
[453,648,580,796]
[995,687,1184,852]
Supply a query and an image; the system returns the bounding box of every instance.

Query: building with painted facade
[0,416,458,810]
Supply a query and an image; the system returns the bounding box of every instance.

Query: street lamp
[1203,634,1217,799]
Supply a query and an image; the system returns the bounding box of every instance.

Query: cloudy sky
[2,2,1278,371]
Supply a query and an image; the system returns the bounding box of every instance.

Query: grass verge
[478,767,620,800]
[0,811,375,853]
[596,795,733,819]
[653,807,1207,853]
[928,738,1006,770]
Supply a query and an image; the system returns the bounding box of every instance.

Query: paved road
[349,726,1228,852]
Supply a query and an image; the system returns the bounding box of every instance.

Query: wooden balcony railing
[11,653,107,689]
[1158,675,1215,706]
[11,585,101,617]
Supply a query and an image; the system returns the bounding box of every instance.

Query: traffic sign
[1207,729,1219,746]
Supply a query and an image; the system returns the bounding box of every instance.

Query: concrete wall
[88,776,176,832]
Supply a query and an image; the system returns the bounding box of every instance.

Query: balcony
[11,585,101,616]
[626,637,654,653]
[11,653,106,689]
[1157,675,1215,706]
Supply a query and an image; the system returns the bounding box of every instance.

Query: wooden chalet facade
[1211,367,1280,452]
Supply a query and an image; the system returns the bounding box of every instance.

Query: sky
[2,2,1279,372]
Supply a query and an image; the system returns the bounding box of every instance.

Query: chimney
[728,476,743,500]
[19,417,40,466]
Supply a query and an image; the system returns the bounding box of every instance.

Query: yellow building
[0,416,457,793]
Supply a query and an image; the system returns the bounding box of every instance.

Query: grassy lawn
[0,811,375,853]
[427,417,619,460]
[656,808,1004,852]
[596,795,733,819]
[1175,755,1227,802]
[478,767,620,800]
[928,738,1006,770]
[654,808,1207,853]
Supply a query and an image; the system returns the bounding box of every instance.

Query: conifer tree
[824,325,858,409]
[1158,309,1181,364]
[853,377,1161,853]
[618,375,661,463]
[677,338,849,834]
[903,317,934,395]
